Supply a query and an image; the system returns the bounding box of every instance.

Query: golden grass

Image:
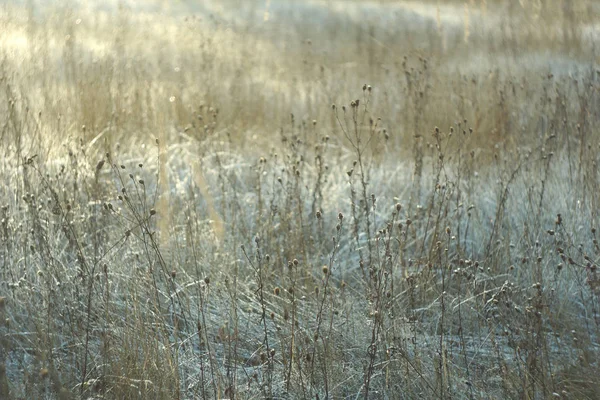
[0,0,599,399]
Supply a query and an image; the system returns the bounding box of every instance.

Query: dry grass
[0,0,599,399]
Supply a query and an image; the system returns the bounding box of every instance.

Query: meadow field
[0,0,599,398]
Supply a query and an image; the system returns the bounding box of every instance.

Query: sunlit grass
[0,1,599,399]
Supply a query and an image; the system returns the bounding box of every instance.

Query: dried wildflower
[274,287,280,296]
[95,160,105,172]
[322,265,328,275]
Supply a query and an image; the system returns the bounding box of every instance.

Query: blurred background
[1,0,598,155]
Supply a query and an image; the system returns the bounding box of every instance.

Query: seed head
[95,160,105,172]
